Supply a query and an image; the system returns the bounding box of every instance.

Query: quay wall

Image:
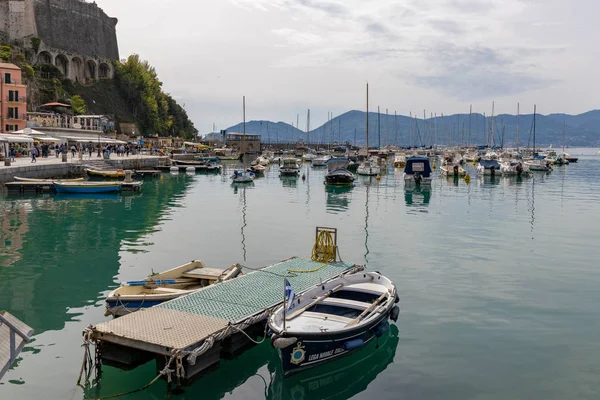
[0,157,166,183]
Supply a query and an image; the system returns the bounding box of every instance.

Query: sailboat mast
[243,96,246,164]
[563,120,566,153]
[378,106,381,149]
[516,103,520,149]
[468,105,472,147]
[366,83,369,150]
[409,111,412,148]
[533,104,537,154]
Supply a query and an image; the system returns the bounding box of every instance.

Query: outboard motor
[516,164,523,176]
[414,171,422,184]
[490,165,496,176]
[453,165,459,176]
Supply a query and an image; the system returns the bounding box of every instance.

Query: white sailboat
[357,83,381,176]
[524,105,552,172]
[231,96,256,183]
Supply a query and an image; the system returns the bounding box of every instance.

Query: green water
[1,149,600,399]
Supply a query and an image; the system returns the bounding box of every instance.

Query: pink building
[0,63,28,133]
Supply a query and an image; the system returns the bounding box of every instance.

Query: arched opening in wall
[72,57,84,83]
[55,54,69,77]
[85,60,97,81]
[37,51,53,65]
[99,63,110,79]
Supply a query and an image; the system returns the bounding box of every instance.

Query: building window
[4,73,11,84]
[5,124,17,132]
[8,107,19,119]
[8,90,19,102]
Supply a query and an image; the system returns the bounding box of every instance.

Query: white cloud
[96,0,599,133]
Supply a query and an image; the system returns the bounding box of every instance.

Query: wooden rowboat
[53,181,122,193]
[14,176,85,183]
[85,168,126,178]
[105,260,244,316]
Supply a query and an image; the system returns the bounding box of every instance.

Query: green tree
[71,95,87,115]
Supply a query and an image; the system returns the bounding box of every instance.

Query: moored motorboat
[440,164,466,177]
[85,168,126,178]
[105,260,243,316]
[357,158,381,176]
[280,158,300,176]
[231,170,255,183]
[525,155,552,172]
[477,159,502,176]
[393,153,406,168]
[500,160,531,176]
[403,157,432,185]
[269,271,399,376]
[247,163,266,174]
[325,158,355,185]
[53,181,123,193]
[14,176,85,183]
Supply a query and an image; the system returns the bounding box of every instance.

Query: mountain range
[216,109,600,147]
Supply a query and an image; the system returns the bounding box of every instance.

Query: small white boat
[105,260,243,316]
[312,154,330,167]
[525,156,552,172]
[440,164,466,177]
[477,159,502,176]
[404,157,432,185]
[357,158,381,176]
[269,271,399,376]
[393,153,406,168]
[14,176,85,183]
[280,158,300,176]
[231,170,255,183]
[500,160,531,176]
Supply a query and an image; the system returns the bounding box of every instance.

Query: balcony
[0,79,25,86]
[4,95,26,103]
[5,113,27,121]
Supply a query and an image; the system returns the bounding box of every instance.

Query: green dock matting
[158,258,356,321]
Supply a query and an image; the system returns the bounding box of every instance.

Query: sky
[97,0,599,134]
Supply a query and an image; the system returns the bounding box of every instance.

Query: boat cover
[327,157,350,171]
[479,159,501,169]
[404,158,432,177]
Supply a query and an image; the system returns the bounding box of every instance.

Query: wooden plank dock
[84,258,361,383]
[0,311,34,380]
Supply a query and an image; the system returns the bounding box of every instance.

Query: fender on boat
[271,334,298,349]
[342,338,364,351]
[390,305,400,322]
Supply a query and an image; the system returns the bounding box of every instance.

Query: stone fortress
[0,0,119,82]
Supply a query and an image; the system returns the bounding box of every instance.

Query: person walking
[9,146,16,162]
[71,144,76,158]
[31,146,38,163]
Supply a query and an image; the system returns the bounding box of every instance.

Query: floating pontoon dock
[83,257,361,384]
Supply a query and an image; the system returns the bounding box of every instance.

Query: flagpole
[283,279,287,332]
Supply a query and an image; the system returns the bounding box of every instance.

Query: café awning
[0,134,34,143]
[40,102,71,107]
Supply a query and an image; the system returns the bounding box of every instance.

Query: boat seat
[182,267,225,280]
[151,287,190,294]
[343,282,388,295]
[320,297,371,310]
[300,311,353,324]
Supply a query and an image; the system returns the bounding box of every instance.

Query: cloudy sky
[98,0,598,133]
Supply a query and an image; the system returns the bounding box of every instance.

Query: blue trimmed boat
[105,260,243,316]
[53,181,122,193]
[269,271,399,376]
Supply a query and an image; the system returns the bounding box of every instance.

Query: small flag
[285,279,296,312]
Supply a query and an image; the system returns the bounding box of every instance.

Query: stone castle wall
[0,0,118,80]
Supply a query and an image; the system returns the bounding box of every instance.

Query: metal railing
[0,79,23,85]
[5,113,27,121]
[0,311,33,381]
[5,95,26,103]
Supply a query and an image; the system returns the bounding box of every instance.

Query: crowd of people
[6,143,146,163]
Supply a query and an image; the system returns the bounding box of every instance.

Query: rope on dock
[186,309,271,365]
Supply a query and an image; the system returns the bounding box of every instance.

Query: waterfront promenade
[0,152,167,183]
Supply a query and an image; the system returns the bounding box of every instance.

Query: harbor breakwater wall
[0,156,166,183]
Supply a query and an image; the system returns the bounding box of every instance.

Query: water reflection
[404,185,431,211]
[281,176,298,188]
[325,184,353,214]
[239,185,248,262]
[53,193,122,202]
[268,324,399,400]
[364,183,370,264]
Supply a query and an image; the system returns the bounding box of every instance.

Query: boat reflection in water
[280,175,299,188]
[404,185,431,211]
[268,324,399,400]
[53,192,122,202]
[325,184,353,213]
[231,180,255,194]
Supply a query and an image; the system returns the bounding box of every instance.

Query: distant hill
[223,110,600,147]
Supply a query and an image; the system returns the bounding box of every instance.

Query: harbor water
[1,149,599,399]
